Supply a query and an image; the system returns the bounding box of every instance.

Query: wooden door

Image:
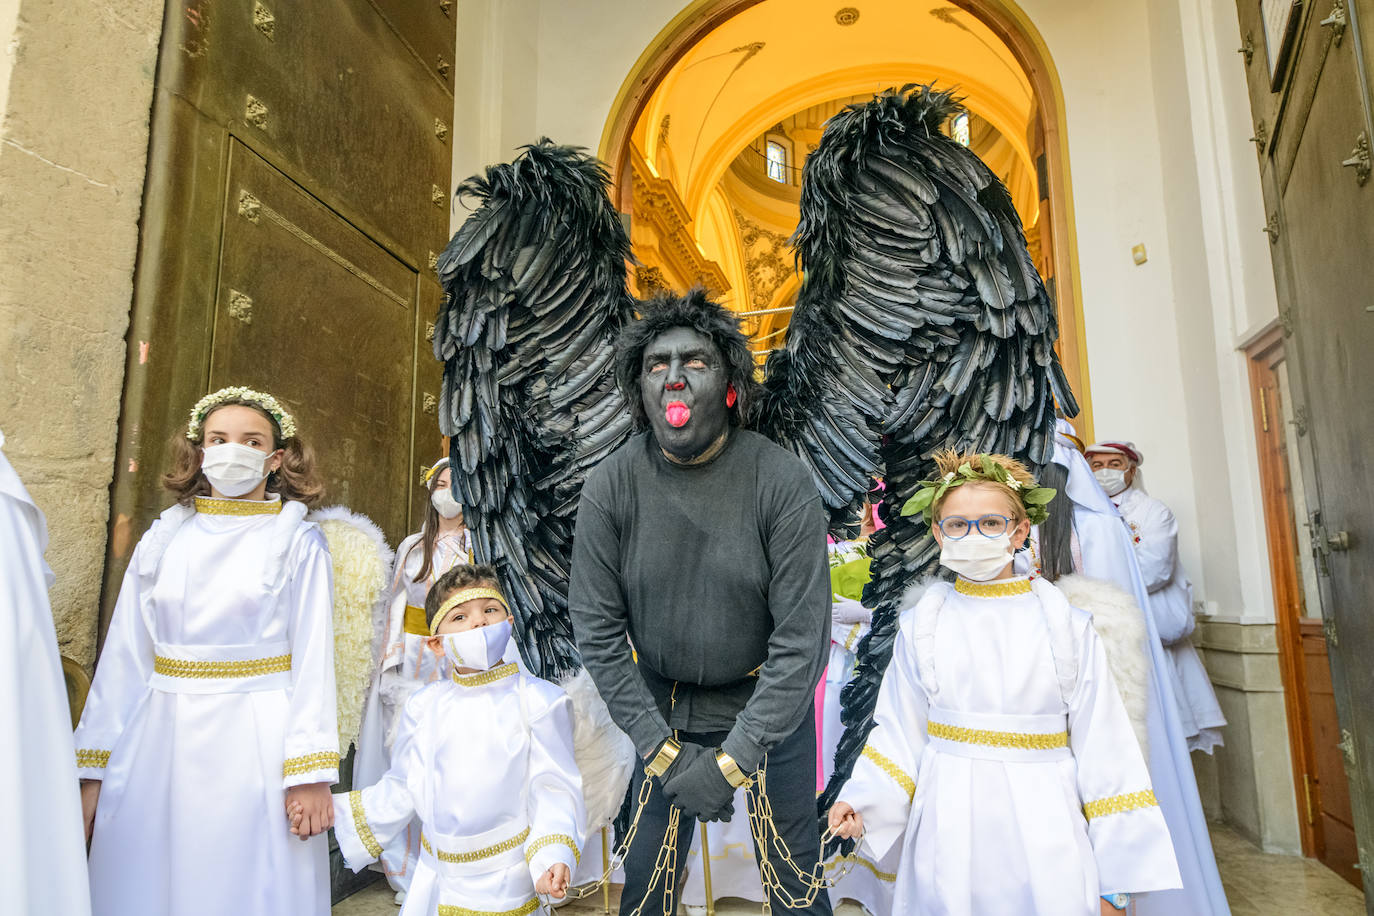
[1235,0,1374,900]
[100,0,456,900]
[1248,331,1359,884]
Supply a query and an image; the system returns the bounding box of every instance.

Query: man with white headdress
[1087,440,1226,755]
[1019,422,1231,916]
[0,431,93,915]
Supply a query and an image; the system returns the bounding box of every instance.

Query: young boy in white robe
[353,456,475,900]
[75,387,338,916]
[829,451,1181,916]
[312,564,586,916]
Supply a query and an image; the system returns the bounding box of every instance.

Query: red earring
[726,384,738,408]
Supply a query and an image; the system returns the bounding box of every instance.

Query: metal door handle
[1320,1,1347,45]
[1342,132,1370,185]
[1327,530,1351,551]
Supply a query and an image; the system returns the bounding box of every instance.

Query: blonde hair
[930,450,1036,524]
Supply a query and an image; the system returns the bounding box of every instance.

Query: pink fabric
[815,671,827,790]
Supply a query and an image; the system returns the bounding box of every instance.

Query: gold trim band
[954,577,1033,598]
[436,901,538,916]
[283,751,338,777]
[349,790,384,858]
[861,744,914,802]
[715,749,752,788]
[76,748,111,769]
[1083,789,1159,820]
[154,653,292,679]
[431,587,509,634]
[524,833,581,865]
[403,604,429,636]
[422,826,532,863]
[927,721,1068,751]
[194,496,283,516]
[645,737,681,778]
[451,662,519,688]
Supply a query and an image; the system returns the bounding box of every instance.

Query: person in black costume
[569,289,833,915]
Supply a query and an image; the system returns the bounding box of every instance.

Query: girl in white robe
[353,456,474,896]
[831,451,1180,915]
[74,388,339,916]
[326,566,586,916]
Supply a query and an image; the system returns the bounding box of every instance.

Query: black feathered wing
[753,85,1079,822]
[434,140,635,680]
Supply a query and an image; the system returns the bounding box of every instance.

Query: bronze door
[101,0,455,900]
[1235,0,1374,898]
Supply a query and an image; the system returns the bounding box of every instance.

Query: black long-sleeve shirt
[569,429,830,771]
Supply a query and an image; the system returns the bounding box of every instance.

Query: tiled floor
[333,822,1366,915]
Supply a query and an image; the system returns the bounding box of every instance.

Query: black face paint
[639,326,730,461]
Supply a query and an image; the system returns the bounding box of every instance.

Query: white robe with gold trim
[840,577,1180,915]
[74,498,339,916]
[336,663,586,916]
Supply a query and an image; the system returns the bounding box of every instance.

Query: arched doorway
[599,0,1093,436]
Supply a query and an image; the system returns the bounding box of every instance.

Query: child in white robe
[353,456,474,898]
[830,451,1180,916]
[75,387,339,916]
[316,564,586,916]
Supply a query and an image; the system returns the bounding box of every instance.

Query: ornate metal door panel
[1236,0,1374,898]
[212,140,418,536]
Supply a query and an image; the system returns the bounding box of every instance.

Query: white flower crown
[186,386,298,441]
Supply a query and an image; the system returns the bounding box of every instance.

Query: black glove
[660,743,736,823]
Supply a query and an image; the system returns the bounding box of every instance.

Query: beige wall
[0,0,162,666]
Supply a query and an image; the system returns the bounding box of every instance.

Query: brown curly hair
[930,450,1036,524]
[162,398,325,507]
[425,564,504,628]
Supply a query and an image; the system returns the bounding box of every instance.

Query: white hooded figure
[1019,424,1230,916]
[1086,441,1226,755]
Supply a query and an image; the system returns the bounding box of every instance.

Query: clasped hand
[658,742,735,822]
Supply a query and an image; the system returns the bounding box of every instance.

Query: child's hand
[535,863,571,898]
[285,782,334,840]
[80,780,101,844]
[828,801,864,840]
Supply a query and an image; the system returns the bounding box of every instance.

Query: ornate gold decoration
[928,721,1068,750]
[436,901,538,916]
[427,250,439,270]
[245,95,269,130]
[628,148,729,295]
[732,209,794,310]
[524,833,581,865]
[422,392,438,415]
[349,790,384,858]
[194,496,284,517]
[635,266,668,297]
[252,2,275,40]
[228,289,253,324]
[425,321,436,342]
[433,588,508,632]
[435,119,450,144]
[76,748,111,768]
[954,577,1032,598]
[1082,789,1159,820]
[1342,132,1370,185]
[835,7,860,26]
[1263,212,1281,244]
[438,0,453,16]
[861,744,914,801]
[436,56,451,78]
[451,662,519,688]
[1320,0,1347,45]
[422,826,532,863]
[1250,119,1268,153]
[237,190,261,223]
[283,750,339,777]
[432,184,446,207]
[658,114,671,148]
[154,652,292,679]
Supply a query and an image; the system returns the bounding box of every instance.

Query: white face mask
[939,532,1014,582]
[1094,467,1129,497]
[431,486,463,520]
[201,443,273,497]
[442,618,513,672]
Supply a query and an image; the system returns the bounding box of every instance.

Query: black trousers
[619,714,833,915]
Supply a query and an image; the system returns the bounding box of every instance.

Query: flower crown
[186,386,297,441]
[901,454,1056,527]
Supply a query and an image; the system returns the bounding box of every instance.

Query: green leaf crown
[900,453,1055,527]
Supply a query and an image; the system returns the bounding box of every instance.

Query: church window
[951,112,971,147]
[765,140,788,183]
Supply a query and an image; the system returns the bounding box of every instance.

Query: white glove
[831,596,872,627]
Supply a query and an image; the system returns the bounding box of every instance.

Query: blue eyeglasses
[937,514,1012,540]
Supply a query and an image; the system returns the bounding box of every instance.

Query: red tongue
[665,402,691,428]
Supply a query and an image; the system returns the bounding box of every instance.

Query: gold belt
[152,654,292,679]
[927,721,1068,750]
[403,603,429,636]
[421,826,531,864]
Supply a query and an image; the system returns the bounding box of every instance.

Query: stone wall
[0,0,162,666]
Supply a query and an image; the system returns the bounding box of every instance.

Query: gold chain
[561,773,682,916]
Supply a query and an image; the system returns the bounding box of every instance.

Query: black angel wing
[434,140,635,679]
[754,85,1078,822]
